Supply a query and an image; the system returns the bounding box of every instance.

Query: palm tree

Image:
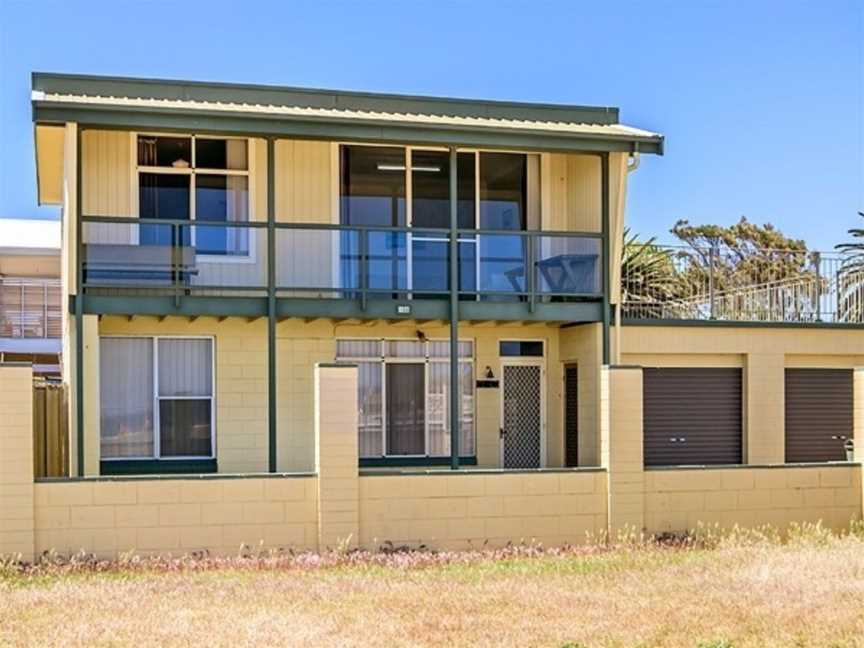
[620,228,681,318]
[835,212,864,323]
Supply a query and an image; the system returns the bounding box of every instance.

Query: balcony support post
[267,137,278,472]
[75,126,84,477]
[448,146,460,470]
[601,152,610,366]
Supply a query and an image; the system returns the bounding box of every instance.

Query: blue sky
[0,0,861,250]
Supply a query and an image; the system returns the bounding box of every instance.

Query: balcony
[622,244,864,325]
[79,217,604,322]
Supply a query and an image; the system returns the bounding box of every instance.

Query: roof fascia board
[33,103,663,155]
[32,72,620,125]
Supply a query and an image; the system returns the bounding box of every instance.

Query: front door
[501,363,543,468]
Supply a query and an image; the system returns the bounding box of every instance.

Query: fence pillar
[314,363,359,549]
[744,353,785,464]
[601,365,645,537]
[0,364,35,561]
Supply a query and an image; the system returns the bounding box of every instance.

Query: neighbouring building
[0,72,860,561]
[0,218,62,375]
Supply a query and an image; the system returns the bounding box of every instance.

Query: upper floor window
[339,145,538,231]
[136,135,250,256]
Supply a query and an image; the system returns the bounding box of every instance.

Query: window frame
[100,335,216,462]
[131,132,256,264]
[336,337,475,459]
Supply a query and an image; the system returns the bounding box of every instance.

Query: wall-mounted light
[484,366,495,380]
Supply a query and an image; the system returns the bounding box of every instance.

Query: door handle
[499,427,507,439]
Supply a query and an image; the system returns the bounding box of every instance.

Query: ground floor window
[336,339,475,458]
[100,336,214,460]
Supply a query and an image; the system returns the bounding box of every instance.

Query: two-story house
[10,71,860,560]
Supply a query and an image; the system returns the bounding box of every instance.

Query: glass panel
[386,363,425,455]
[480,152,526,230]
[428,340,474,358]
[535,236,601,294]
[367,231,407,291]
[458,240,477,293]
[157,338,213,397]
[336,339,382,358]
[195,175,249,255]
[159,399,212,457]
[340,146,406,227]
[499,340,544,357]
[100,338,154,458]
[138,136,191,168]
[410,151,475,230]
[385,340,425,358]
[427,361,475,457]
[195,138,248,170]
[411,238,449,294]
[478,234,526,293]
[139,173,191,246]
[358,361,383,458]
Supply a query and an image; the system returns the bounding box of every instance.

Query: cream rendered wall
[542,153,601,233]
[620,325,864,465]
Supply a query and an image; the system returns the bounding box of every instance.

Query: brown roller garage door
[643,368,743,467]
[785,369,852,463]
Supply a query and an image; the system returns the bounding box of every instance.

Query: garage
[785,368,853,463]
[643,367,743,467]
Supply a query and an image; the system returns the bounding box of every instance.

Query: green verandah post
[267,137,277,472]
[449,147,460,470]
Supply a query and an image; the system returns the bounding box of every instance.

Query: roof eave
[32,100,664,156]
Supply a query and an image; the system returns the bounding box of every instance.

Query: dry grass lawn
[2,525,864,647]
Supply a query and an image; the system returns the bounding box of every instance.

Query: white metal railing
[0,277,62,338]
[622,245,864,324]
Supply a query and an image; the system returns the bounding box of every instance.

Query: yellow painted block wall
[0,366,35,560]
[621,325,864,465]
[34,476,318,558]
[98,316,270,474]
[358,470,607,550]
[644,466,862,534]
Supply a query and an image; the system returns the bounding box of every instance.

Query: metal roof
[31,73,664,155]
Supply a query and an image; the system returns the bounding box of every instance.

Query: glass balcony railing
[81,217,603,302]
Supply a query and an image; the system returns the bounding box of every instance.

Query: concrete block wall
[0,365,35,560]
[315,364,360,548]
[34,476,318,557]
[644,465,862,534]
[358,470,608,550]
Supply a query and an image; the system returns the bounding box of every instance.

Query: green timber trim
[76,295,604,322]
[33,107,663,156]
[448,147,460,470]
[359,457,478,468]
[100,459,217,476]
[621,318,864,331]
[267,137,277,472]
[600,152,611,365]
[75,126,84,478]
[32,72,621,124]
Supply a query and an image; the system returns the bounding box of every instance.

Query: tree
[619,228,682,318]
[834,211,864,323]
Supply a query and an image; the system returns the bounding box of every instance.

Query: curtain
[158,338,212,397]
[225,175,249,255]
[428,361,476,457]
[336,339,382,358]
[357,362,383,458]
[157,338,213,458]
[100,338,154,458]
[386,363,425,455]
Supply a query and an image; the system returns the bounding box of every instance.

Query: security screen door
[501,363,543,469]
